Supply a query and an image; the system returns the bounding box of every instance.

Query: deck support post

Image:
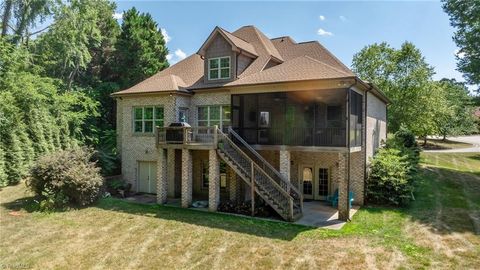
[181,149,192,208]
[156,148,168,204]
[251,162,255,217]
[338,152,349,221]
[208,149,220,212]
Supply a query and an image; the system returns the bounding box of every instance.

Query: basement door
[300,165,330,200]
[137,161,157,194]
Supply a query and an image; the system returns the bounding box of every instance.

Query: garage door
[137,161,157,194]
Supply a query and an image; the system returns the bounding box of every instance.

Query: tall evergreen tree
[114,7,169,88]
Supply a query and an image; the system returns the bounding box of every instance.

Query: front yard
[1,153,479,269]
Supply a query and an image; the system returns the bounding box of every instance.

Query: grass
[1,153,479,269]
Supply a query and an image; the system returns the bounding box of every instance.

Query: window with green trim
[208,56,230,80]
[133,106,164,133]
[197,105,231,130]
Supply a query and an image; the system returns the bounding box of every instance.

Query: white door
[137,161,157,194]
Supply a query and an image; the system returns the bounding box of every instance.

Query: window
[133,106,164,133]
[318,168,329,196]
[208,56,230,80]
[302,167,313,195]
[197,105,231,130]
[202,160,228,190]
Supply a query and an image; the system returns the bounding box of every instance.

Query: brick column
[181,149,192,208]
[208,150,220,211]
[279,150,291,181]
[166,148,175,197]
[156,148,168,204]
[337,153,349,221]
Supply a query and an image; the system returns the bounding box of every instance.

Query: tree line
[0,0,169,186]
[352,42,478,143]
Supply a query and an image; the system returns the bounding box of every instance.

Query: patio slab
[295,201,359,229]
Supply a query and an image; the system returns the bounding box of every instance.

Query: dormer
[198,27,257,84]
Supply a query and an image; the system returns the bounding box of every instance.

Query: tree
[0,0,53,45]
[443,0,480,90]
[434,78,477,138]
[352,42,438,136]
[114,7,169,88]
[32,0,119,88]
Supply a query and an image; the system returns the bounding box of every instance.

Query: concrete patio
[295,201,359,229]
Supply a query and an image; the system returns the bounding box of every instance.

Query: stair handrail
[217,130,293,202]
[227,127,303,199]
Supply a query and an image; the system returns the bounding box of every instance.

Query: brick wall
[116,94,176,189]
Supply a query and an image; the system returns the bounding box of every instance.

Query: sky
[113,0,476,91]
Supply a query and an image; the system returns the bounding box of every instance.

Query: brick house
[112,25,389,221]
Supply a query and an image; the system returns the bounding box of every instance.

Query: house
[111,25,389,221]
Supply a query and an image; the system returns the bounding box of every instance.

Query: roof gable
[197,26,257,58]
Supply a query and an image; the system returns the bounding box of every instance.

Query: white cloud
[454,49,466,59]
[161,28,171,43]
[113,12,123,20]
[319,15,325,21]
[174,49,187,60]
[339,15,347,22]
[317,28,333,36]
[166,54,173,61]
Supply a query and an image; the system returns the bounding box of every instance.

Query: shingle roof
[217,27,258,56]
[112,54,203,95]
[112,25,360,96]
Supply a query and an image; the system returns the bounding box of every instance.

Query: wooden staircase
[216,128,303,221]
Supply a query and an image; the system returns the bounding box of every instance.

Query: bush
[366,148,414,205]
[28,147,104,209]
[367,127,419,206]
[394,125,417,148]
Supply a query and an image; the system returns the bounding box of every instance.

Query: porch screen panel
[349,90,363,146]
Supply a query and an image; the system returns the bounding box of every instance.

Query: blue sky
[114,1,475,91]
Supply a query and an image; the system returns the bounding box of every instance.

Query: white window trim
[133,106,164,134]
[197,105,231,130]
[208,56,231,80]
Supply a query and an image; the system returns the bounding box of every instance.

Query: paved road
[424,135,480,153]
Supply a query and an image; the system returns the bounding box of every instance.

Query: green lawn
[1,153,479,269]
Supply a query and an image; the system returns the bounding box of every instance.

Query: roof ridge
[218,26,251,44]
[270,36,296,43]
[250,26,284,62]
[302,55,351,76]
[300,41,353,73]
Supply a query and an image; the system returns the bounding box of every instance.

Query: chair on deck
[327,189,354,208]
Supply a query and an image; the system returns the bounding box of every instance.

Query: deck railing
[156,126,218,146]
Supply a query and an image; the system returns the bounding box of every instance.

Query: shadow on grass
[94,198,315,241]
[467,153,480,162]
[405,166,480,235]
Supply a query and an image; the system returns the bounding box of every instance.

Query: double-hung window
[208,56,230,80]
[197,105,231,130]
[133,106,164,133]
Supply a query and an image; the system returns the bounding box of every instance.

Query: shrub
[367,127,419,206]
[394,125,417,148]
[28,147,104,209]
[366,148,414,205]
